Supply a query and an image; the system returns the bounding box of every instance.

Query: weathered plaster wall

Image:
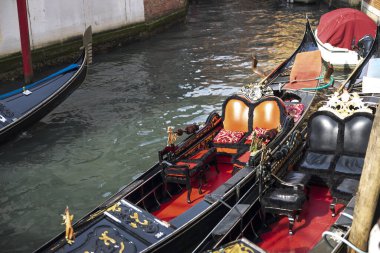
[0,0,146,57]
[0,0,22,57]
[144,0,187,20]
[0,0,188,77]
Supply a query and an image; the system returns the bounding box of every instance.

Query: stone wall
[144,0,187,20]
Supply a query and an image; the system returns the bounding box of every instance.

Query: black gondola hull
[0,53,87,144]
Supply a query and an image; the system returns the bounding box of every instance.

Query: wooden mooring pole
[16,0,33,83]
[348,108,380,253]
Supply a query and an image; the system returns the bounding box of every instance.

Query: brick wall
[144,0,186,20]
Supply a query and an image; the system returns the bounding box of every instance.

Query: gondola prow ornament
[61,206,75,244]
[167,126,177,146]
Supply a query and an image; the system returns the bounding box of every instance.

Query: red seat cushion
[165,161,200,177]
[213,129,245,144]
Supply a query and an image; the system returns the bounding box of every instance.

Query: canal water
[0,0,330,251]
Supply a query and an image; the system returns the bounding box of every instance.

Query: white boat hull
[315,29,360,66]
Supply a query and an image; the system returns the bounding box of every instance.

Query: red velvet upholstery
[213,129,245,144]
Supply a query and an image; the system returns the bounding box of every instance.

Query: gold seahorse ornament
[167,126,177,146]
[61,206,75,245]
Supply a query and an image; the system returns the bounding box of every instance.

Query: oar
[336,58,365,93]
[252,54,267,78]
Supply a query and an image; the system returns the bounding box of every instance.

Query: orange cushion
[223,99,250,132]
[213,129,245,144]
[216,147,239,154]
[283,50,322,90]
[253,100,282,130]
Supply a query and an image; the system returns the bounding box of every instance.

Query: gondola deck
[153,163,232,221]
[258,186,341,253]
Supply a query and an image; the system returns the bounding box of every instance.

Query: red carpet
[153,163,233,221]
[258,186,342,253]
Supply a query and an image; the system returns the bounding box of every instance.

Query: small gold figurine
[167,126,177,146]
[61,206,75,244]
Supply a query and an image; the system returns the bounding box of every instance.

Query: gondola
[0,26,92,144]
[36,20,329,253]
[194,26,380,253]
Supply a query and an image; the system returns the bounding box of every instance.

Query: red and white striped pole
[16,0,33,84]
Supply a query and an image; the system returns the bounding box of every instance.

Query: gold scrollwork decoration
[97,231,125,253]
[130,212,149,226]
[107,203,121,213]
[319,91,372,118]
[99,231,116,246]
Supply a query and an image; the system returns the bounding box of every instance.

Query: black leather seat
[300,152,335,172]
[283,171,311,199]
[334,156,364,176]
[299,112,340,184]
[283,171,311,186]
[330,113,373,216]
[330,178,359,216]
[262,188,306,235]
[334,113,373,178]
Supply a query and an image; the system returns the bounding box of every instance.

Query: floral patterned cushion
[286,103,305,122]
[213,129,245,144]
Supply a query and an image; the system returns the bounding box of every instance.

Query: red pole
[16,0,33,84]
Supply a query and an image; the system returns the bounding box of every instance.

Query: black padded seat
[333,113,373,180]
[298,112,340,184]
[284,171,311,186]
[299,152,335,172]
[334,155,364,176]
[342,114,373,156]
[261,188,306,234]
[334,178,359,196]
[330,178,359,216]
[262,188,306,210]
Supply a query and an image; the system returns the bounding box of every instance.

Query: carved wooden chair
[161,147,218,203]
